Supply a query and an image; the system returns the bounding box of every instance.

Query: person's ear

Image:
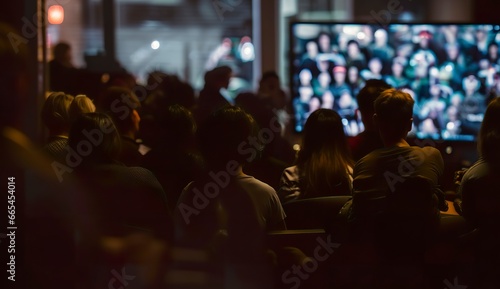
[372,113,379,127]
[132,109,140,130]
[406,117,413,132]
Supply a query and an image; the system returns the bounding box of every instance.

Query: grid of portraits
[291,23,500,140]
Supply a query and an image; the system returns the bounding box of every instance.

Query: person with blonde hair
[68,94,96,123]
[40,91,74,160]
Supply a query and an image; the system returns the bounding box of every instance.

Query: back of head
[68,112,121,166]
[204,65,232,89]
[300,108,347,155]
[158,104,196,148]
[53,42,71,63]
[259,70,279,85]
[374,88,414,138]
[97,86,140,133]
[357,79,392,114]
[0,23,29,128]
[197,105,258,169]
[69,95,96,123]
[41,92,74,134]
[479,97,500,163]
[297,109,352,196]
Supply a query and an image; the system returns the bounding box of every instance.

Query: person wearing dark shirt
[348,88,449,288]
[97,86,144,166]
[141,104,203,212]
[40,92,74,161]
[350,88,447,224]
[69,113,171,237]
[194,65,233,125]
[348,79,391,161]
[49,42,81,95]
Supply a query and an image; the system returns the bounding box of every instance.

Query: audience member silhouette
[348,79,392,161]
[145,70,196,110]
[194,65,233,125]
[350,88,448,225]
[40,91,74,160]
[347,88,450,288]
[174,105,285,288]
[97,86,143,166]
[68,94,96,123]
[49,42,81,95]
[235,92,295,189]
[68,112,171,237]
[455,97,500,289]
[278,109,354,203]
[141,104,203,211]
[457,97,500,225]
[1,23,88,289]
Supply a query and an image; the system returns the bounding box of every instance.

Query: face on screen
[291,23,500,141]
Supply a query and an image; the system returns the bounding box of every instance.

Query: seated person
[278,109,353,203]
[456,97,500,228]
[175,106,286,242]
[174,106,286,287]
[97,86,143,166]
[40,91,74,160]
[350,88,448,225]
[140,104,203,212]
[68,113,171,239]
[49,42,81,95]
[454,96,500,289]
[348,79,392,161]
[68,94,96,123]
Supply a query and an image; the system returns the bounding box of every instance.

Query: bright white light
[343,26,358,35]
[240,42,255,62]
[151,40,160,50]
[357,32,366,40]
[447,122,455,130]
[445,64,453,72]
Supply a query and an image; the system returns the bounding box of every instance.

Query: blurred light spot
[357,32,366,40]
[151,40,160,50]
[240,42,254,62]
[48,5,64,24]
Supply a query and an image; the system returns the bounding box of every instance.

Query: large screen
[290,22,500,141]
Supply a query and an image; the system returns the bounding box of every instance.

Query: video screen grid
[290,23,500,140]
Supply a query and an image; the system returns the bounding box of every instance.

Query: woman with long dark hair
[278,108,354,203]
[458,97,500,222]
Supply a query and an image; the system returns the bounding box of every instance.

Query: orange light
[48,5,64,25]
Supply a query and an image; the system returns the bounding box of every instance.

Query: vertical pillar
[102,0,116,60]
[253,0,280,88]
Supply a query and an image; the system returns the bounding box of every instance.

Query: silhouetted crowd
[2,24,500,289]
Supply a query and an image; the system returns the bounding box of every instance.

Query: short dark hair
[98,86,140,133]
[204,66,232,86]
[356,79,392,114]
[197,105,258,168]
[53,42,71,61]
[374,88,415,128]
[68,112,121,165]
